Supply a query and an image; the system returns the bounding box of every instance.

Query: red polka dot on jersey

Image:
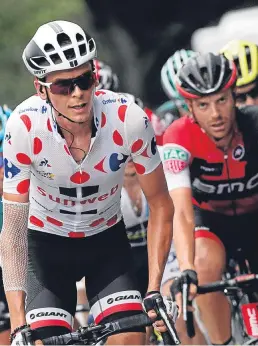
[101,112,106,128]
[70,171,90,184]
[20,114,32,132]
[131,139,144,153]
[95,91,106,96]
[90,218,105,227]
[47,118,53,132]
[17,179,30,194]
[118,105,127,122]
[16,153,31,165]
[68,232,85,238]
[107,215,118,227]
[33,137,43,155]
[134,163,146,174]
[46,216,63,227]
[113,130,124,146]
[30,215,44,228]
[94,157,107,173]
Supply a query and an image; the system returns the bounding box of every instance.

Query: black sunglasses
[39,71,96,95]
[236,83,258,104]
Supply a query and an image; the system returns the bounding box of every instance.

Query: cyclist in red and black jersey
[163,52,258,345]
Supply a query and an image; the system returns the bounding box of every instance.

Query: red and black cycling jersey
[162,106,258,215]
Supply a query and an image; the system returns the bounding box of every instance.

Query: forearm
[173,212,195,271]
[147,198,174,291]
[6,291,26,330]
[0,200,29,330]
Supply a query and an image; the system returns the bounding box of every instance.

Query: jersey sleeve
[162,118,192,190]
[3,111,32,195]
[124,102,161,175]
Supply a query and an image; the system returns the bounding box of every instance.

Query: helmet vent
[31,56,50,67]
[213,65,222,85]
[200,68,209,85]
[79,44,86,56]
[76,33,84,42]
[57,33,72,47]
[245,46,252,72]
[50,53,62,65]
[64,48,76,61]
[88,38,95,52]
[44,44,55,53]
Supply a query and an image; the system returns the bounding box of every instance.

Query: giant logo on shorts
[107,293,141,304]
[90,290,142,324]
[26,307,73,330]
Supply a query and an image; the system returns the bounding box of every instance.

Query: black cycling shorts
[194,205,258,272]
[0,267,10,332]
[25,221,145,339]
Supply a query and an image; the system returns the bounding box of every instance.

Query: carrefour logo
[102,99,116,105]
[4,159,21,179]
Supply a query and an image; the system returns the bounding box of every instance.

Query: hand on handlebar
[170,270,198,315]
[143,291,178,332]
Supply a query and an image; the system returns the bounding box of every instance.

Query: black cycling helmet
[176,52,237,99]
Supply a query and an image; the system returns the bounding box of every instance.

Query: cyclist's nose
[210,104,220,120]
[71,83,84,97]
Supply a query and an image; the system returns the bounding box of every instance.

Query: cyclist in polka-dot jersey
[0,21,174,345]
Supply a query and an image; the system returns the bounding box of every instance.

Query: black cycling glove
[170,269,198,300]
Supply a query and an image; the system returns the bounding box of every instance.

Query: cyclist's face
[187,89,236,141]
[235,82,258,107]
[42,63,98,124]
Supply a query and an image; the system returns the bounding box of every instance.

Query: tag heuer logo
[163,147,189,162]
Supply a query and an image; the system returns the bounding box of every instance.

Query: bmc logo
[193,172,258,195]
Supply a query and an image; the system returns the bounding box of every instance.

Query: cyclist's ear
[185,99,193,116]
[34,78,47,100]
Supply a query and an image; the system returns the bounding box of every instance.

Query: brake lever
[182,276,195,338]
[154,295,181,345]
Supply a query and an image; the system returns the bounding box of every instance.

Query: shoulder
[13,94,47,116]
[94,89,133,108]
[7,95,49,134]
[163,116,194,144]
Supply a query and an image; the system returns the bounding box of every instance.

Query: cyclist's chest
[190,133,250,182]
[30,129,130,191]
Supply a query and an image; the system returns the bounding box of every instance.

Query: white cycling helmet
[22,20,97,78]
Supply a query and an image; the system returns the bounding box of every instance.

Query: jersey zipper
[224,151,237,216]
